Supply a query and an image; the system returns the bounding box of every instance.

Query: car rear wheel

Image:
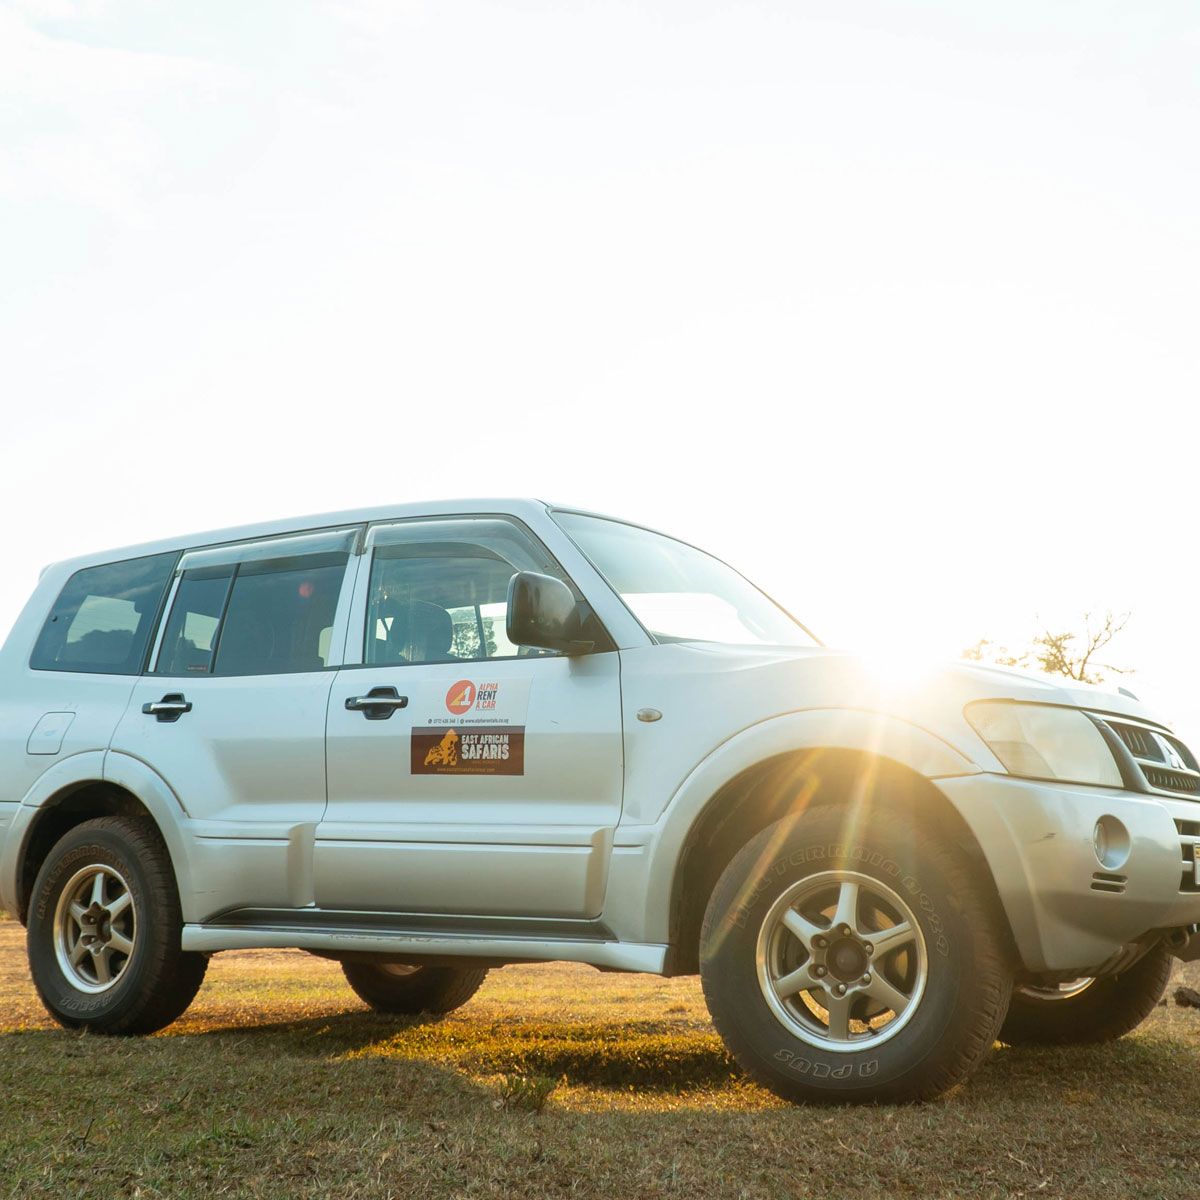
[700,806,1012,1103]
[27,816,208,1034]
[1000,944,1173,1045]
[341,961,489,1015]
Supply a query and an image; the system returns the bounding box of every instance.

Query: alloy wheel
[53,865,137,993]
[755,870,928,1052]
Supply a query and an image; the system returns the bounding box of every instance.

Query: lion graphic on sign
[424,729,460,767]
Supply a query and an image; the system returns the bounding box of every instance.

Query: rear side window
[153,552,347,677]
[30,552,177,675]
[155,568,233,676]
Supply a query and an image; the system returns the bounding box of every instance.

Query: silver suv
[2,499,1197,1103]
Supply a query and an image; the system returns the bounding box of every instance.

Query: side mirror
[506,572,594,655]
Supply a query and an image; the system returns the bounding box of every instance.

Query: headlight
[965,701,1123,787]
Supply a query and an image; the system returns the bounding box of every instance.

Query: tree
[962,611,1131,685]
[450,612,498,661]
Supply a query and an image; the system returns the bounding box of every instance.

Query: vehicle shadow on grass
[176,1008,1200,1101]
[185,1009,739,1091]
[4,980,1194,1102]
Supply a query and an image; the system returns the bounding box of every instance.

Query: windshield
[554,513,819,648]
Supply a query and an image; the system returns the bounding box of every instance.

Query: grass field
[1,917,1197,1199]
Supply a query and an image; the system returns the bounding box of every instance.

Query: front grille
[1104,719,1200,799]
[1166,734,1199,771]
[1143,766,1200,793]
[1111,722,1159,760]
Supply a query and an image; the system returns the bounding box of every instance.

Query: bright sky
[3,2,1199,736]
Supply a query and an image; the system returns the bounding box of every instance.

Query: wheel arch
[12,753,194,925]
[647,711,1012,975]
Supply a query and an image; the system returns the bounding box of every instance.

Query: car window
[213,554,346,676]
[154,552,348,677]
[365,519,564,666]
[154,568,233,675]
[554,512,819,647]
[30,552,177,675]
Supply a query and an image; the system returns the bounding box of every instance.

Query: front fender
[632,708,981,944]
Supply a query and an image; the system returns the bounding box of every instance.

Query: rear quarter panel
[0,564,140,910]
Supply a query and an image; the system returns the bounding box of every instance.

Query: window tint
[31,552,177,675]
[154,553,347,677]
[213,555,346,676]
[155,568,233,675]
[365,519,564,666]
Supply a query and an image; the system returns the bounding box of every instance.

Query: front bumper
[938,773,1200,973]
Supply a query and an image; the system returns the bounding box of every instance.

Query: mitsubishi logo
[1153,732,1187,770]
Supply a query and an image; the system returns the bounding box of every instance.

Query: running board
[181,920,668,974]
[200,906,615,941]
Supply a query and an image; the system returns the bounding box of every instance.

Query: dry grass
[1,916,1198,1199]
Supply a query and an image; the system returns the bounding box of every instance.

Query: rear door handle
[345,686,408,720]
[142,693,192,723]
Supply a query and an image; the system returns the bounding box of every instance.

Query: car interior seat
[380,600,456,664]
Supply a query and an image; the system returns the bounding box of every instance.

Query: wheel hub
[78,903,111,947]
[823,936,869,982]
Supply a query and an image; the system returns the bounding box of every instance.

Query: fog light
[1093,815,1130,871]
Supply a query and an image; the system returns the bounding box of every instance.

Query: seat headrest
[380,600,454,662]
[408,601,453,658]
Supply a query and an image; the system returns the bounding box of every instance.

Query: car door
[317,515,623,920]
[110,528,360,915]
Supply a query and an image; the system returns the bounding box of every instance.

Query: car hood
[941,660,1151,720]
[667,641,1163,728]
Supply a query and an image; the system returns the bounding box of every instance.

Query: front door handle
[142,693,192,723]
[345,686,409,721]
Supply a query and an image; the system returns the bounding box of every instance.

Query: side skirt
[181,908,668,974]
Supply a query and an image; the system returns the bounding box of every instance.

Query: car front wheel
[700,806,1012,1103]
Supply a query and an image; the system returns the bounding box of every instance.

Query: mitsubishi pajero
[2,500,1197,1102]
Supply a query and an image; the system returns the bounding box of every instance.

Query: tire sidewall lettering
[731,841,951,960]
[772,1048,880,1079]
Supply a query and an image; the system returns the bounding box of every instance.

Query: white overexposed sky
[2,1,1199,733]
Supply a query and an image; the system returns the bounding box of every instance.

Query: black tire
[342,961,488,1015]
[27,816,208,1035]
[700,807,1012,1104]
[1000,944,1173,1046]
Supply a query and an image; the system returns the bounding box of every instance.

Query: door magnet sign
[411,725,525,775]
